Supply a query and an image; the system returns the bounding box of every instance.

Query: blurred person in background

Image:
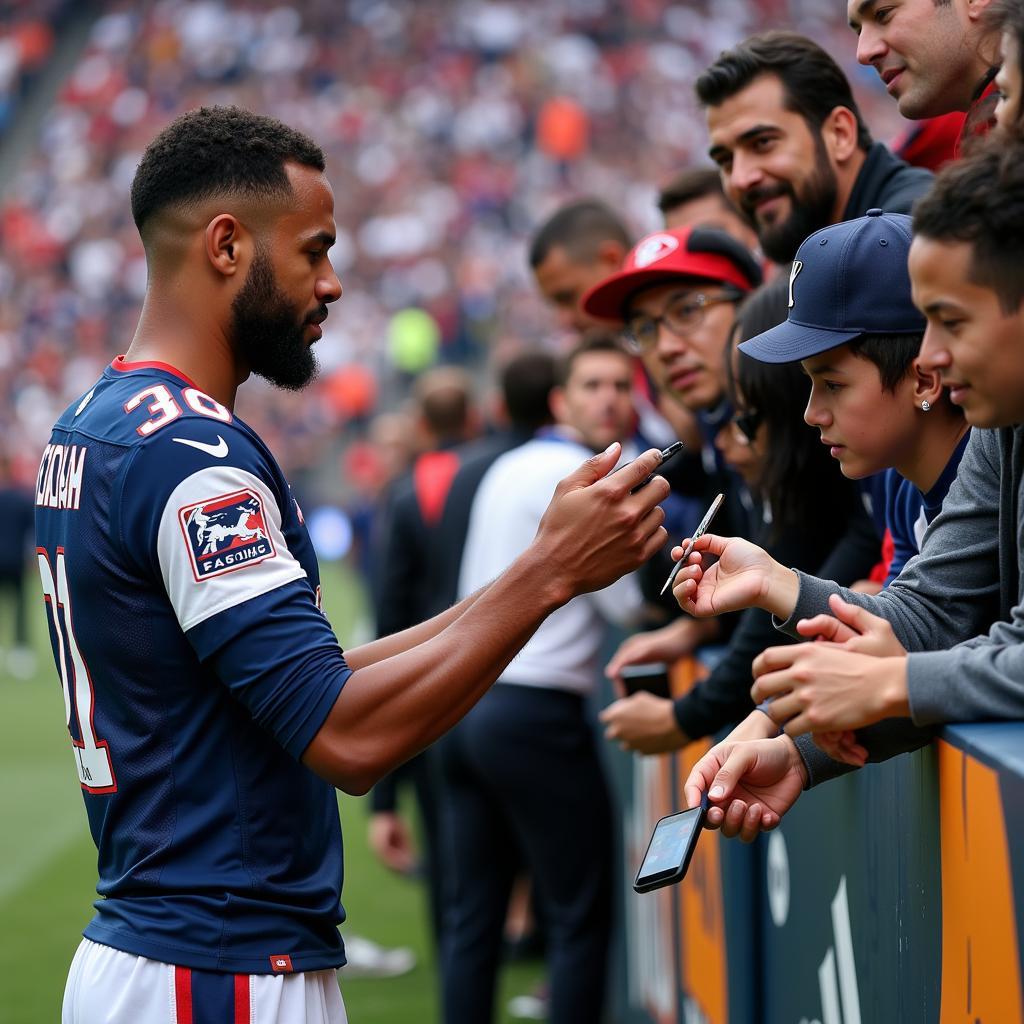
[698,31,933,267]
[439,335,646,1024]
[528,199,632,336]
[656,166,762,256]
[346,411,416,598]
[0,451,36,680]
[430,350,559,618]
[364,366,479,967]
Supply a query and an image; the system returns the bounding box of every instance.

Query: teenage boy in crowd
[741,210,970,586]
[698,32,932,267]
[672,137,1024,841]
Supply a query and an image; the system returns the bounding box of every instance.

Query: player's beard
[741,135,839,266]
[231,246,322,391]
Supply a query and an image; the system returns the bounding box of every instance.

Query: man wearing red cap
[581,224,761,420]
[581,224,763,705]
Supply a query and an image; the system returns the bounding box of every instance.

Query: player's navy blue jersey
[34,357,353,974]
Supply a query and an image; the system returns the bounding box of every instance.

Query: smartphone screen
[619,662,671,700]
[634,805,705,892]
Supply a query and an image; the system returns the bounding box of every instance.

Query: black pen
[625,441,684,493]
[660,492,725,596]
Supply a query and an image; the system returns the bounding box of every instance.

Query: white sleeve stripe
[156,466,307,632]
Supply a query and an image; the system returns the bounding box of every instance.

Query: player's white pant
[62,938,349,1023]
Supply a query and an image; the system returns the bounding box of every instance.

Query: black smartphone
[619,662,671,700]
[633,802,707,893]
[617,441,684,494]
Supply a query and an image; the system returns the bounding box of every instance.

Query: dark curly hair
[130,105,325,235]
[695,32,872,151]
[913,133,1024,314]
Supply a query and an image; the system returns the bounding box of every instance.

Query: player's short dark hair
[501,350,558,432]
[846,333,924,392]
[695,32,873,151]
[656,167,726,217]
[913,134,1024,314]
[528,199,632,269]
[130,106,325,235]
[556,332,632,388]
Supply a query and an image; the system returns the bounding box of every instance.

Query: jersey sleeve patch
[179,487,276,581]
[157,466,306,632]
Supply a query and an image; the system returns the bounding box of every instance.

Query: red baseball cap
[581,225,762,323]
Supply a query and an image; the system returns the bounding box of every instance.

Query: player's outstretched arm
[669,533,801,621]
[304,444,670,794]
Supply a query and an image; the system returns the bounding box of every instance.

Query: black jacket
[842,142,934,221]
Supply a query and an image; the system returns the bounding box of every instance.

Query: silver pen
[660,493,725,596]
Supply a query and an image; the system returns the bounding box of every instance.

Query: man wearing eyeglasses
[581,224,761,433]
[580,225,763,744]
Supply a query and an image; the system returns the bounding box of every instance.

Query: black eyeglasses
[731,409,764,445]
[625,288,744,352]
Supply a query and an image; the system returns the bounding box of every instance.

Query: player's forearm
[304,548,568,793]
[345,585,492,670]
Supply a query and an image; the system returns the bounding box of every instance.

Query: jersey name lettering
[36,444,88,510]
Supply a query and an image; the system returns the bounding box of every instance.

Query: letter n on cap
[788,260,803,309]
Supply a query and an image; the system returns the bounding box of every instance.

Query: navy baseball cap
[738,209,925,364]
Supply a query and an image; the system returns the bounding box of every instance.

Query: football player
[36,105,670,1024]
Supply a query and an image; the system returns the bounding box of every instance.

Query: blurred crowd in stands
[0,0,901,520]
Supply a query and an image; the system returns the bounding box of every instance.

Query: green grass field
[0,561,542,1023]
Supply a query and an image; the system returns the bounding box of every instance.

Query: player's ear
[205,214,248,278]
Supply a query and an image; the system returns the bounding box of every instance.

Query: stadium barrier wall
[602,655,1024,1024]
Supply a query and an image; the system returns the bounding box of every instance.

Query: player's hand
[751,644,910,736]
[599,691,688,754]
[683,735,806,842]
[796,593,906,656]
[534,444,669,599]
[604,618,704,684]
[670,534,798,620]
[368,811,418,874]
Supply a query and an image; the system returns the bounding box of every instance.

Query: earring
[921,400,932,412]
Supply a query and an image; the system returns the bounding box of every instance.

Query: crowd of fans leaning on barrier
[358,2,1024,1016]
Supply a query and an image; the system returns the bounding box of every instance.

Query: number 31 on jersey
[37,548,117,793]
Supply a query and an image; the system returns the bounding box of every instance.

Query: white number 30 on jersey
[37,549,116,793]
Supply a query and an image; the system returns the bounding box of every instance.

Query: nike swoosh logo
[172,435,229,458]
